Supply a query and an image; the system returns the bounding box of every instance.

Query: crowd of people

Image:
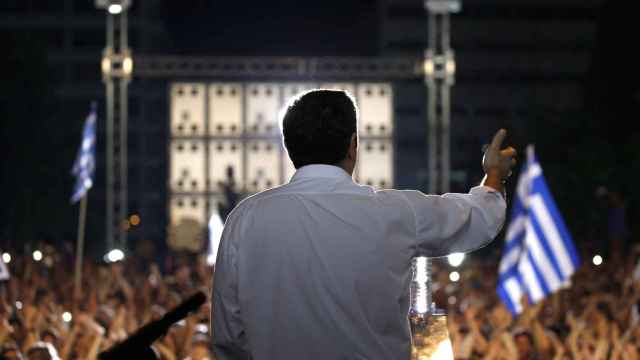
[0,249,213,360]
[0,241,638,359]
[431,245,640,359]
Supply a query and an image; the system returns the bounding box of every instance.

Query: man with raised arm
[212,90,516,360]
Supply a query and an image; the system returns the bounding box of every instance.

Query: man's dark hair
[281,90,358,169]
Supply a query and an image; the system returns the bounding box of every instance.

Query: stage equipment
[95,0,133,252]
[410,1,460,358]
[168,82,393,249]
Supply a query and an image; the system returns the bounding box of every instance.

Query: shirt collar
[290,164,353,182]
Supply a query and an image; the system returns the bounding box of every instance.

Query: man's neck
[336,161,354,177]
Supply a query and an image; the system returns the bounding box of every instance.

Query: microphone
[98,291,207,360]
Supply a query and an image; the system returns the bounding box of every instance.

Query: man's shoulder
[226,184,290,218]
[373,188,420,201]
[228,183,414,217]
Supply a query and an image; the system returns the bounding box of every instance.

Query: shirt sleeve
[211,207,251,359]
[399,186,507,257]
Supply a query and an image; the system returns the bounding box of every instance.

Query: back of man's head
[281,90,358,169]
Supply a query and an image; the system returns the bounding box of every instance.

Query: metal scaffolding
[134,55,424,80]
[96,0,133,252]
[413,0,461,318]
[425,0,460,196]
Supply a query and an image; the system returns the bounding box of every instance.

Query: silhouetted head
[281,89,358,174]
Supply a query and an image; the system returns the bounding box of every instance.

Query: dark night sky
[162,0,379,56]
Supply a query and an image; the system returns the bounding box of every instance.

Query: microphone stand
[98,291,207,359]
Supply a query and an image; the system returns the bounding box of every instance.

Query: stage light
[130,214,141,226]
[62,312,73,323]
[425,0,462,13]
[592,255,603,266]
[108,4,122,14]
[423,59,434,77]
[446,58,456,76]
[2,252,10,264]
[33,250,43,262]
[449,271,460,282]
[101,57,111,75]
[447,252,465,267]
[123,56,133,76]
[105,249,125,263]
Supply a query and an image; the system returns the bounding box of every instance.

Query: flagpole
[74,193,88,302]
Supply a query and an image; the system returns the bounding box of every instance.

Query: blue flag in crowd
[497,145,580,315]
[71,103,97,203]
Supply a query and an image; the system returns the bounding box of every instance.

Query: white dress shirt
[212,164,506,360]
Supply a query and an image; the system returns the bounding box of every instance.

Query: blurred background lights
[447,252,465,267]
[2,252,11,264]
[108,4,122,14]
[32,250,43,262]
[592,254,603,266]
[446,59,456,75]
[101,57,111,74]
[129,214,141,226]
[123,56,133,75]
[105,248,125,263]
[62,311,72,323]
[449,271,460,282]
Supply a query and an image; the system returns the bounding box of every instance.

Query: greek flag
[497,145,579,315]
[71,103,97,203]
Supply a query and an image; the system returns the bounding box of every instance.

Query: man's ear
[348,133,358,160]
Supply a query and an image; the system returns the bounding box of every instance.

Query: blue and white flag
[497,145,579,315]
[71,103,97,203]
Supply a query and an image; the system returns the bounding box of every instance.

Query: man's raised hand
[483,129,517,181]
